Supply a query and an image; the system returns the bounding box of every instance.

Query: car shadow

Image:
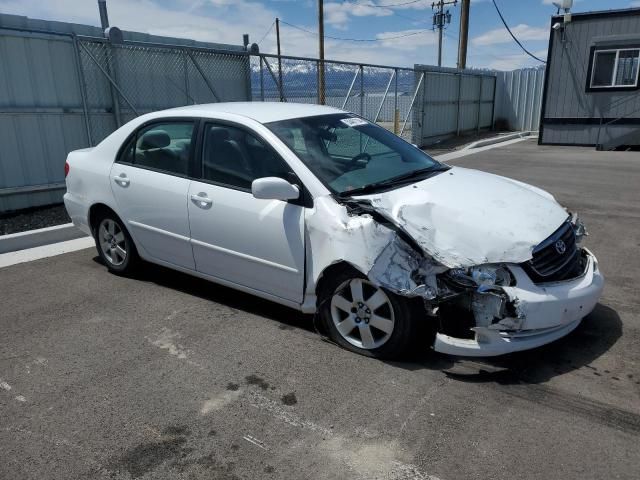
[93,256,314,333]
[93,256,621,382]
[387,303,622,385]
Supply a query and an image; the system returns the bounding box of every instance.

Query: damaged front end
[428,217,603,356]
[324,198,603,357]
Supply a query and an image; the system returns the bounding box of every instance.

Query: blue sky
[1,0,639,69]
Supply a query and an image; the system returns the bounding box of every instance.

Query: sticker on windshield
[341,117,369,127]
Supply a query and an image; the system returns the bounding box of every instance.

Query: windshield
[266,113,443,195]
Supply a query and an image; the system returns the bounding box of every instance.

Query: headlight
[571,213,588,244]
[446,265,514,290]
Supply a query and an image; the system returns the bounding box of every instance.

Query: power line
[280,19,430,42]
[491,0,546,63]
[256,20,275,45]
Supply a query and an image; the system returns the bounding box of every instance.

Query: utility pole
[318,0,326,105]
[457,0,470,69]
[275,18,284,102]
[432,0,457,67]
[97,0,109,29]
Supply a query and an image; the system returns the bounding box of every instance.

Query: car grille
[523,221,584,283]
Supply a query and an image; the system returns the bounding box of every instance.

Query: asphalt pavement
[1,139,639,479]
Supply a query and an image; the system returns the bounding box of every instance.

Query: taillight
[64,161,70,178]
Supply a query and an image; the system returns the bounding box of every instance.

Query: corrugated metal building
[540,8,640,148]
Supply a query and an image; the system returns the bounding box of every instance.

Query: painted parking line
[434,136,532,162]
[0,236,95,268]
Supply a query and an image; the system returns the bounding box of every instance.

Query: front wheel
[95,215,139,275]
[319,270,417,359]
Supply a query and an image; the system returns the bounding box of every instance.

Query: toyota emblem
[555,239,567,254]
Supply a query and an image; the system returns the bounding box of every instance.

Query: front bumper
[433,249,604,357]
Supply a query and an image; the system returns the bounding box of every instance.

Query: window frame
[194,119,312,208]
[115,117,200,178]
[587,45,640,92]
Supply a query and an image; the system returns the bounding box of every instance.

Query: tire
[94,213,139,275]
[318,268,417,360]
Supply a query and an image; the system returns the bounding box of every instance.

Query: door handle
[113,174,130,187]
[191,193,213,209]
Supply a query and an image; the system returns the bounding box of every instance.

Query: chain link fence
[250,54,418,141]
[77,37,251,143]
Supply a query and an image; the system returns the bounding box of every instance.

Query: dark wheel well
[315,261,363,307]
[88,204,121,237]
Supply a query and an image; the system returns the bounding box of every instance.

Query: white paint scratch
[243,435,268,450]
[15,395,26,402]
[200,389,243,415]
[248,391,333,436]
[390,461,443,480]
[0,380,12,391]
[146,327,189,360]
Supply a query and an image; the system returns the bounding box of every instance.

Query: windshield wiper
[337,165,450,198]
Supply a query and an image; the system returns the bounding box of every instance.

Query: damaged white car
[64,103,604,359]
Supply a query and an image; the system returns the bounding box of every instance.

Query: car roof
[162,102,345,124]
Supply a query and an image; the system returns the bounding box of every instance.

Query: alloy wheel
[98,218,127,266]
[330,278,395,350]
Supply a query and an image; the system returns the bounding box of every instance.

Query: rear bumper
[433,249,604,357]
[63,192,92,237]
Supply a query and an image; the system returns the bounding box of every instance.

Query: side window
[128,122,194,176]
[590,48,640,89]
[201,124,293,190]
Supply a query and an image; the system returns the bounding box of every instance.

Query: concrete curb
[0,223,88,254]
[463,131,537,150]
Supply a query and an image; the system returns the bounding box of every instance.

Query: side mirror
[251,177,300,201]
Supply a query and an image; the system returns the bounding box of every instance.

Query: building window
[590,48,640,89]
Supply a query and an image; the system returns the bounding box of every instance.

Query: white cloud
[0,0,544,70]
[472,24,549,46]
[324,2,393,29]
[483,49,548,70]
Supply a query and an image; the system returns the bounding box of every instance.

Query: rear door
[187,122,305,303]
[110,120,196,270]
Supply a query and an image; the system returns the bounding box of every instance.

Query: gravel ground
[0,204,71,236]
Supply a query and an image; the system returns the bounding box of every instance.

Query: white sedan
[64,103,604,358]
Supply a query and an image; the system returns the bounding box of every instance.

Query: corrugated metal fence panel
[494,67,545,132]
[0,30,88,212]
[414,65,497,145]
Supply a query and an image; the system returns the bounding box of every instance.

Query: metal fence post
[317,60,321,104]
[183,50,191,104]
[359,65,364,117]
[72,35,93,147]
[393,68,399,134]
[490,75,497,130]
[259,56,265,101]
[476,75,483,134]
[456,73,463,136]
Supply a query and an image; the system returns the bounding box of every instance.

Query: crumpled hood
[362,166,569,268]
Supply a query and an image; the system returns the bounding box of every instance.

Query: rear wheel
[94,214,139,275]
[319,269,417,359]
